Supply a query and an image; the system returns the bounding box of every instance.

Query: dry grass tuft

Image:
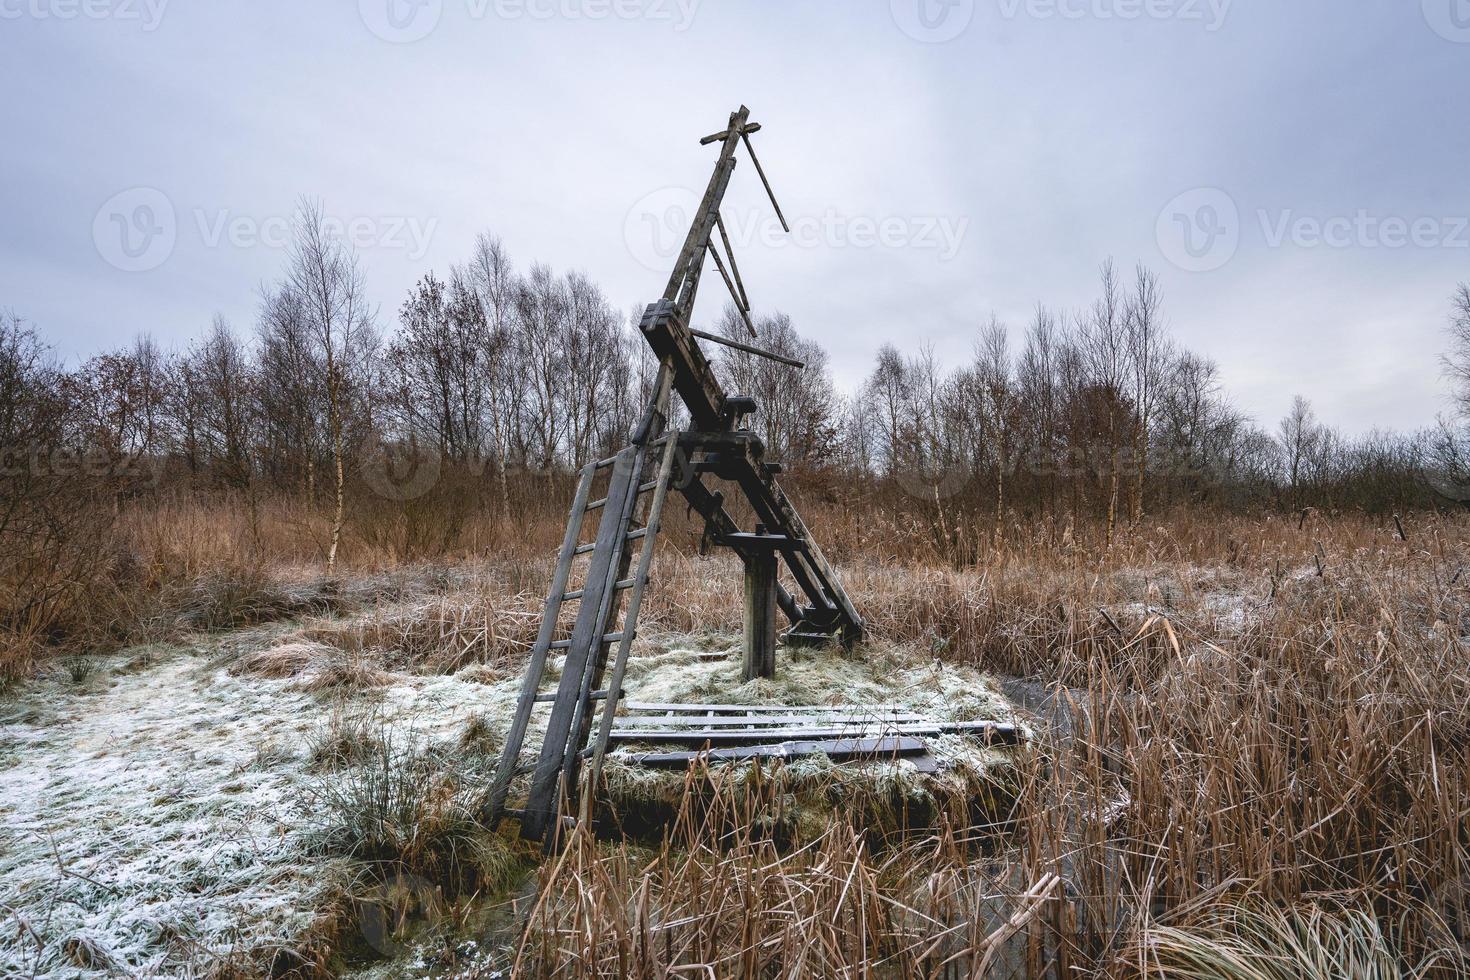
[304,585,542,674]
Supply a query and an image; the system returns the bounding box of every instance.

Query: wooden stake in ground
[740,525,780,681]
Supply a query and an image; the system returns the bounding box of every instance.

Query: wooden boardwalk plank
[606,720,1021,748]
[623,702,918,715]
[625,735,929,767]
[611,713,928,728]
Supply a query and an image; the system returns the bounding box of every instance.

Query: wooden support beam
[743,546,778,681]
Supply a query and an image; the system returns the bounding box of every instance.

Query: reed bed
[9,489,1470,976]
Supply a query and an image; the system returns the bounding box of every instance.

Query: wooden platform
[608,702,1021,768]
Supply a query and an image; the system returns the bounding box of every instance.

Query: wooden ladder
[485,381,679,845]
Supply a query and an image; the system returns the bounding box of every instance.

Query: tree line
[4,200,1469,571]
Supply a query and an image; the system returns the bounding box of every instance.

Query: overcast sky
[2,0,1467,434]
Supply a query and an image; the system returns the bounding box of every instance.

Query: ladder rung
[626,529,648,541]
[549,639,572,650]
[563,577,636,603]
[585,480,659,516]
[534,689,618,703]
[594,455,620,470]
[574,543,597,555]
[602,630,632,644]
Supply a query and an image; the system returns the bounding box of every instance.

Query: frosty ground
[0,578,1034,978]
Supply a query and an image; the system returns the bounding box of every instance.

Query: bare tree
[257,284,322,494]
[973,317,1016,542]
[283,199,377,573]
[1125,264,1172,523]
[466,233,518,515]
[1442,282,1470,414]
[864,344,911,481]
[716,307,838,465]
[1017,307,1061,517]
[515,263,568,469]
[1278,395,1323,511]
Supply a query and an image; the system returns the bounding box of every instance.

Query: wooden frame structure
[487,105,865,846]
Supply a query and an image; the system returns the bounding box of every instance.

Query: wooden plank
[623,702,918,715]
[625,735,929,768]
[612,713,928,728]
[484,462,596,825]
[607,721,1022,748]
[522,447,644,842]
[585,419,681,794]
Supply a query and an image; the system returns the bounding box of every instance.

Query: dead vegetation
[4,503,1470,976]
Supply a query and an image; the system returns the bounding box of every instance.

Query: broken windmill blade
[489,105,864,849]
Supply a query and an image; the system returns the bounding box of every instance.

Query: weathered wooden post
[742,526,778,681]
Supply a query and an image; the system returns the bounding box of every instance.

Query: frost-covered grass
[0,646,340,976]
[0,632,517,977]
[0,603,1025,978]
